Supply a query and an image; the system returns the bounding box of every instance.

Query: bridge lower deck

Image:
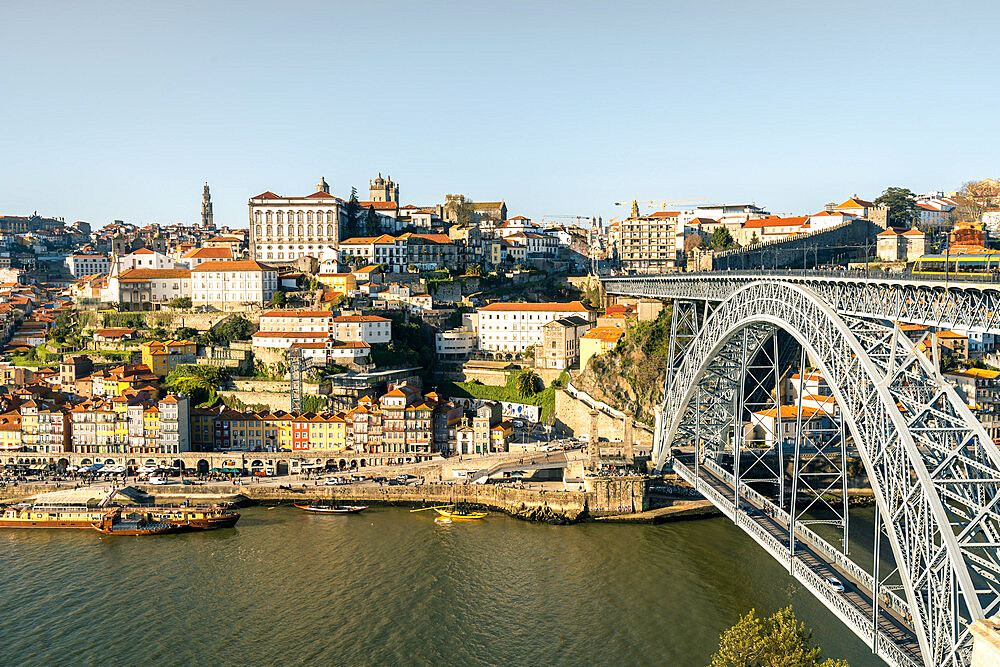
[674,456,923,666]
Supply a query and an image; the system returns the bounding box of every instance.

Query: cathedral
[369,173,399,203]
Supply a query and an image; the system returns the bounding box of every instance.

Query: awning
[221,468,242,474]
[300,463,324,469]
[209,467,224,473]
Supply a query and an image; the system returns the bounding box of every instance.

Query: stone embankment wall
[217,391,291,411]
[554,387,653,446]
[710,219,879,271]
[0,478,651,523]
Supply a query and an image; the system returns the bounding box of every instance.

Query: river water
[0,507,880,666]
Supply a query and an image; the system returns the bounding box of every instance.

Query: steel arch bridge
[647,280,1000,667]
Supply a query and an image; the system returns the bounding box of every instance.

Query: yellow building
[316,273,357,295]
[308,413,349,452]
[579,326,625,370]
[143,406,160,449]
[140,340,197,377]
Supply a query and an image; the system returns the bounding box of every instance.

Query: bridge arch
[657,281,1000,666]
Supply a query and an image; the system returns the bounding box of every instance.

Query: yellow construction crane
[614,199,708,216]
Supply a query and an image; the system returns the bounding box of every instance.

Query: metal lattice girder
[654,280,1000,667]
[602,272,1000,334]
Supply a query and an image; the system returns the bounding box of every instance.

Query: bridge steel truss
[602,272,1000,334]
[652,281,1000,667]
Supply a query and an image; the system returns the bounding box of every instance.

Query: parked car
[324,476,347,486]
[825,576,846,593]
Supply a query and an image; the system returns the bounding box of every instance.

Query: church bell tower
[201,182,214,227]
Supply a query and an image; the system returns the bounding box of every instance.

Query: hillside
[573,309,673,425]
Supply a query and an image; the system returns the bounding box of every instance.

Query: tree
[515,370,542,397]
[344,187,361,239]
[407,263,419,273]
[210,316,256,344]
[465,262,483,277]
[148,326,168,340]
[749,232,759,246]
[168,297,192,309]
[950,180,991,227]
[711,607,847,667]
[364,207,381,236]
[270,290,286,306]
[175,327,198,341]
[874,186,918,228]
[451,195,477,226]
[351,255,368,269]
[683,234,702,253]
[711,226,736,250]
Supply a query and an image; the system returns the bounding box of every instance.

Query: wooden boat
[146,506,241,529]
[0,503,106,528]
[433,506,487,521]
[294,503,368,514]
[91,510,181,536]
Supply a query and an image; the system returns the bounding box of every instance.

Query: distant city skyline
[3,1,999,228]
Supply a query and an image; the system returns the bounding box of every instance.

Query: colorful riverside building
[190,384,472,461]
[69,394,190,455]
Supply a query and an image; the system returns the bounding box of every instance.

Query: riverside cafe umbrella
[209,467,242,475]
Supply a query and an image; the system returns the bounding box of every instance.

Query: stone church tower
[201,182,214,227]
[369,173,399,203]
[317,176,330,194]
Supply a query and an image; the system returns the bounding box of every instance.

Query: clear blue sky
[2,1,998,228]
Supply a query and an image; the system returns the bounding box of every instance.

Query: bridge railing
[697,456,911,620]
[676,457,920,667]
[603,267,1000,287]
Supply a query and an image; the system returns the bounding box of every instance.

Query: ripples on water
[0,508,875,666]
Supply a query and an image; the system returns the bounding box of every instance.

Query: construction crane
[614,199,708,216]
[541,214,596,228]
[287,347,307,412]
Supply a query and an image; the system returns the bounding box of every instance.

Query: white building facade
[476,302,595,353]
[249,177,346,262]
[191,260,277,310]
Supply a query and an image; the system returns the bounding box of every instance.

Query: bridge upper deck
[601,270,1000,334]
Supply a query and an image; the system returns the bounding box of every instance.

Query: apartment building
[191,260,278,310]
[616,211,682,273]
[259,310,335,333]
[535,315,594,370]
[476,301,595,353]
[332,315,392,344]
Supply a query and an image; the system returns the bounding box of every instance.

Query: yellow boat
[433,507,487,520]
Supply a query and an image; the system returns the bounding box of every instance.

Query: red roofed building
[738,216,809,245]
[249,177,347,264]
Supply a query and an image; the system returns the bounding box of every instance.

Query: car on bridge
[825,576,846,594]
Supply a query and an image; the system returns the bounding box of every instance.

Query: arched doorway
[276,461,289,476]
[196,459,209,474]
[338,459,347,470]
[349,460,358,469]
[57,458,69,471]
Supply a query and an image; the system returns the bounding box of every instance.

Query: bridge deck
[673,456,923,667]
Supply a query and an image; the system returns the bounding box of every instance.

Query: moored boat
[0,503,105,528]
[145,506,241,529]
[294,503,368,514]
[91,510,181,536]
[433,506,487,521]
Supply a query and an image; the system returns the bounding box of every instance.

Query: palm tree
[515,370,542,397]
